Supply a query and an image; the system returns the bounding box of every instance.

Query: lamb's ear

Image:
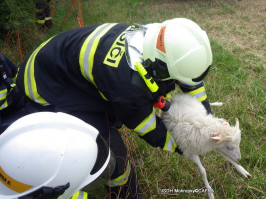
[218,118,229,126]
[223,121,229,126]
[211,135,222,141]
[215,136,234,145]
[235,118,239,128]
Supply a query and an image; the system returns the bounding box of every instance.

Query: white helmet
[0,112,114,199]
[143,18,212,85]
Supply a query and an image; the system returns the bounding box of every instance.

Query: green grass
[3,0,265,198]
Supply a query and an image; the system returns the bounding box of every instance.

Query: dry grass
[148,0,266,68]
[205,0,265,67]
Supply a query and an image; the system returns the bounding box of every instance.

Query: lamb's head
[211,118,242,162]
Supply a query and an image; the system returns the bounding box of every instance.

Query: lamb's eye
[227,146,233,151]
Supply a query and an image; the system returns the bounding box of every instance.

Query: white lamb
[161,94,251,199]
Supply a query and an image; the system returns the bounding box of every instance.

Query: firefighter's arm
[113,103,182,154]
[132,108,182,154]
[0,52,18,81]
[177,81,212,114]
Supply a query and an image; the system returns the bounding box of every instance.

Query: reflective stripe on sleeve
[0,87,14,110]
[0,100,8,110]
[79,23,117,101]
[188,86,207,102]
[0,89,7,101]
[163,130,177,152]
[105,161,131,187]
[133,108,156,136]
[11,76,17,83]
[71,191,88,199]
[24,37,54,105]
[12,67,19,83]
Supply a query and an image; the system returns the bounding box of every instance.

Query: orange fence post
[77,0,84,27]
[60,0,77,28]
[51,0,56,18]
[16,27,23,63]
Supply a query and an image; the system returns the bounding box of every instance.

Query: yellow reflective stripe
[0,89,8,101]
[12,68,19,83]
[188,86,207,102]
[79,23,116,83]
[24,37,54,105]
[11,74,18,83]
[71,192,79,199]
[83,192,88,199]
[0,100,8,110]
[79,23,117,101]
[103,26,132,68]
[0,87,14,110]
[88,23,116,86]
[36,20,45,24]
[133,108,156,136]
[164,93,172,99]
[106,161,131,187]
[99,91,108,101]
[163,130,177,152]
[71,191,88,199]
[134,62,159,93]
[45,17,52,20]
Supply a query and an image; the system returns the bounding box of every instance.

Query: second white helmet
[0,112,114,199]
[143,18,212,85]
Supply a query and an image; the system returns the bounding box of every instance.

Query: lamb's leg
[219,153,251,179]
[190,155,215,199]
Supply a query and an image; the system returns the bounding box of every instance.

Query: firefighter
[0,53,26,134]
[0,112,115,199]
[36,0,53,31]
[16,18,213,198]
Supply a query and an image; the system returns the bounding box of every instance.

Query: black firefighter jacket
[17,23,211,153]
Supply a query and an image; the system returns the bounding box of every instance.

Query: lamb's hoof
[243,169,251,179]
[246,173,252,180]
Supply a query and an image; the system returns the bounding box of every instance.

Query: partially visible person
[0,52,26,134]
[0,112,115,199]
[36,0,53,31]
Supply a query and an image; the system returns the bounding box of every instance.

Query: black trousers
[20,100,141,198]
[65,111,141,199]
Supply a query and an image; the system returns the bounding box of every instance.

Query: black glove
[19,182,70,199]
